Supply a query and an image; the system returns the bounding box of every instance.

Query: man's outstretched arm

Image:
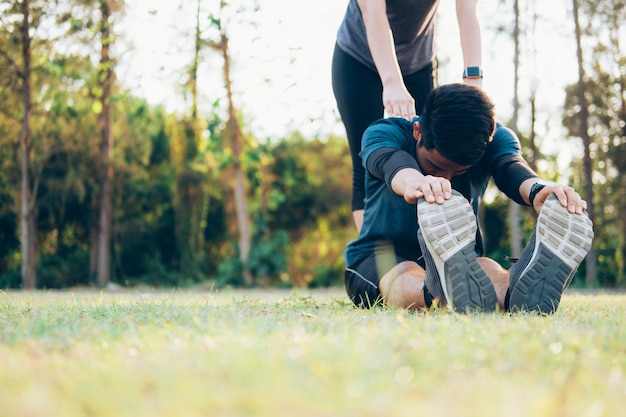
[518,178,588,216]
[390,168,452,205]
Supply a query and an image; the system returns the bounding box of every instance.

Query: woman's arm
[357,0,416,119]
[456,0,483,88]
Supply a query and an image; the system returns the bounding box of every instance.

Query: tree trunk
[615,94,626,285]
[528,93,538,171]
[508,0,522,258]
[89,202,99,285]
[19,0,37,289]
[220,26,252,285]
[96,0,114,287]
[615,65,626,285]
[191,0,201,123]
[572,0,597,286]
[609,2,626,286]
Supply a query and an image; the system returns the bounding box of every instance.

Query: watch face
[466,67,482,77]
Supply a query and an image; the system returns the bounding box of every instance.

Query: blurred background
[0,0,624,290]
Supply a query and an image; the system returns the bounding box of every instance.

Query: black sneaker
[417,192,497,313]
[508,195,594,314]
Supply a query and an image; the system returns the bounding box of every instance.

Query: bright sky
[117,0,579,166]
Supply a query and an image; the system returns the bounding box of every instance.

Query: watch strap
[529,183,546,206]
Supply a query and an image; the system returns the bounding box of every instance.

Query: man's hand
[533,184,587,215]
[521,179,588,215]
[392,169,452,204]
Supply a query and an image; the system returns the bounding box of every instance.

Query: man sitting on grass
[344,83,594,314]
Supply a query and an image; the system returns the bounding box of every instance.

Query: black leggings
[331,44,436,211]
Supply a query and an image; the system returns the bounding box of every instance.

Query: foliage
[0,184,19,283]
[213,134,353,289]
[481,194,513,265]
[563,0,626,287]
[264,134,354,287]
[0,0,624,288]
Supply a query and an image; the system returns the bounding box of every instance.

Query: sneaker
[417,191,497,313]
[508,194,594,314]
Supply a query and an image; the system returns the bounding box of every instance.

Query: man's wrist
[529,182,546,206]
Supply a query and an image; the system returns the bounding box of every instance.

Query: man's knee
[379,262,426,310]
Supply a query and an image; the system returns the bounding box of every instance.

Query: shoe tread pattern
[418,194,497,313]
[510,197,594,314]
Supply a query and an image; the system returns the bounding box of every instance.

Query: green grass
[1,288,625,417]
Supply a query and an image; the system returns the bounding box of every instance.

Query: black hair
[419,83,496,166]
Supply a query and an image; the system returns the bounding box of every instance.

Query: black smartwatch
[529,182,546,206]
[463,66,483,79]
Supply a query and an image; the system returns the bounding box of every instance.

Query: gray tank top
[336,0,440,75]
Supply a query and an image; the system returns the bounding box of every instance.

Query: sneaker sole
[418,195,497,313]
[509,197,594,314]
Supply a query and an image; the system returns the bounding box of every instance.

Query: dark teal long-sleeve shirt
[344,117,539,268]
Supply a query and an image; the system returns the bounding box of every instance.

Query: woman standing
[332,0,484,231]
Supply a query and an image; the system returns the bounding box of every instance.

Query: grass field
[1,288,625,417]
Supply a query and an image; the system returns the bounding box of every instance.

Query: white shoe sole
[418,194,497,313]
[509,196,594,314]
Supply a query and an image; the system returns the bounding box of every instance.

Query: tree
[95,0,115,287]
[172,0,211,279]
[0,0,127,289]
[499,0,540,260]
[18,0,38,289]
[571,0,597,286]
[564,0,626,286]
[593,0,626,286]
[92,0,126,287]
[204,0,254,284]
[0,1,40,288]
[65,0,125,286]
[507,0,523,258]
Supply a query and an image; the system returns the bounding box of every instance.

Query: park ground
[1,287,625,417]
